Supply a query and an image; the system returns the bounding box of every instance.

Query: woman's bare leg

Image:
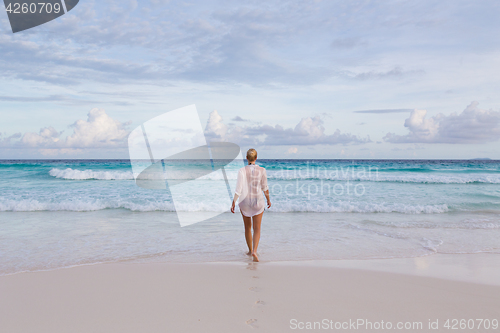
[251,211,263,262]
[242,214,253,255]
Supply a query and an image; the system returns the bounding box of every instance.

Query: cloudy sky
[1,0,499,159]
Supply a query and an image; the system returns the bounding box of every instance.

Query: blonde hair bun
[246,148,257,162]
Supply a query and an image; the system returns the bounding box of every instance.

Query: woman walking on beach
[231,148,271,262]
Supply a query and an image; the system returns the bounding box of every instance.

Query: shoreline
[2,252,500,284]
[1,253,499,332]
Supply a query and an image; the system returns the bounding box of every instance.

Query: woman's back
[235,164,268,217]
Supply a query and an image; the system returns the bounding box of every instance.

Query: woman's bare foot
[252,252,259,262]
[246,251,252,256]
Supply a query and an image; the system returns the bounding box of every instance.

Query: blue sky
[0,0,499,159]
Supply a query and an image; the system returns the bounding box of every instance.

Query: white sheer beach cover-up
[234,165,269,217]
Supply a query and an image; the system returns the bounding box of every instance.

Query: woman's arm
[262,169,271,208]
[264,189,271,208]
[230,194,239,213]
[231,169,244,213]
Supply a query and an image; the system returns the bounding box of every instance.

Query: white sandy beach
[2,0,500,331]
[1,254,499,333]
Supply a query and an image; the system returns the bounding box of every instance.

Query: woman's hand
[230,194,239,213]
[264,190,271,209]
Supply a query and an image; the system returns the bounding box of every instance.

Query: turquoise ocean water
[1,159,499,275]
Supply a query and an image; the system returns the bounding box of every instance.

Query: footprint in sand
[249,287,260,292]
[246,264,257,271]
[253,300,266,308]
[252,276,259,279]
[246,319,258,328]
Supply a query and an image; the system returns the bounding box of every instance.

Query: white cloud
[353,109,413,114]
[1,0,465,87]
[204,110,227,139]
[231,116,249,122]
[384,101,500,144]
[3,108,130,151]
[65,108,130,148]
[353,67,424,80]
[205,110,370,146]
[20,126,62,147]
[0,132,22,146]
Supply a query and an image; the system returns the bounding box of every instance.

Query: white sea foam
[0,199,175,212]
[365,218,500,230]
[0,198,449,214]
[420,238,444,252]
[48,167,239,181]
[48,168,500,184]
[0,199,241,213]
[49,168,134,180]
[267,170,500,184]
[271,201,449,214]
